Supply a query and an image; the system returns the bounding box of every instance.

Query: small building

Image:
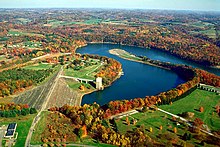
[4,123,17,138]
[96,77,103,90]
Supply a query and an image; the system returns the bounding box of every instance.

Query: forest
[0,68,53,97]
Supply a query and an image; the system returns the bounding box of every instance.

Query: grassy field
[159,89,220,131]
[23,63,54,70]
[8,29,44,37]
[199,29,216,39]
[116,89,220,145]
[45,19,103,27]
[64,62,102,80]
[0,114,36,147]
[0,55,6,61]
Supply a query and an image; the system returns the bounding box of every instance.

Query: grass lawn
[116,110,188,139]
[66,80,95,93]
[23,63,54,70]
[159,89,220,131]
[64,63,102,80]
[0,114,36,147]
[116,89,220,146]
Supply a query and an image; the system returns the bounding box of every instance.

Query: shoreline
[78,67,123,106]
[77,42,220,70]
[109,49,170,70]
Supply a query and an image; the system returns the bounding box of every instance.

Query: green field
[0,55,6,61]
[23,41,42,48]
[46,19,103,27]
[160,89,220,131]
[199,29,216,39]
[8,29,43,37]
[64,62,103,80]
[8,41,42,49]
[16,18,31,24]
[0,114,36,147]
[23,63,54,70]
[0,37,8,41]
[116,89,220,145]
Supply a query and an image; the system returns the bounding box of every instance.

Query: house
[4,123,17,138]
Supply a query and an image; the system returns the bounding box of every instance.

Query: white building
[96,77,103,90]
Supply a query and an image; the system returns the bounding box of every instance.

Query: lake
[77,43,220,105]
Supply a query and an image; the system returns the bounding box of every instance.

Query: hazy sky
[0,0,219,11]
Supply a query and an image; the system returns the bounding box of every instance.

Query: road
[25,67,63,147]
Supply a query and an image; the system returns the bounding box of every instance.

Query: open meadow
[116,89,220,146]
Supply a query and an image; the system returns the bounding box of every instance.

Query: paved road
[25,67,63,147]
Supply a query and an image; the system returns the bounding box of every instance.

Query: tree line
[0,103,37,117]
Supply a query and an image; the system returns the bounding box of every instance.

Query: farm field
[0,114,36,147]
[116,89,220,146]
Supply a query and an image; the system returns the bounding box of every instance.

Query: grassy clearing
[0,37,8,41]
[8,29,44,37]
[45,19,102,27]
[0,114,36,147]
[0,55,6,61]
[199,29,216,39]
[23,63,54,70]
[159,89,220,131]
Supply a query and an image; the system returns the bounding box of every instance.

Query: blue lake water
[77,43,220,105]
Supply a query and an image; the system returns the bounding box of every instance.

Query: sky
[0,0,219,11]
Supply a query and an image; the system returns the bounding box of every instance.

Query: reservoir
[77,43,220,105]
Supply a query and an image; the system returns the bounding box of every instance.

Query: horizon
[0,7,220,12]
[0,0,219,12]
